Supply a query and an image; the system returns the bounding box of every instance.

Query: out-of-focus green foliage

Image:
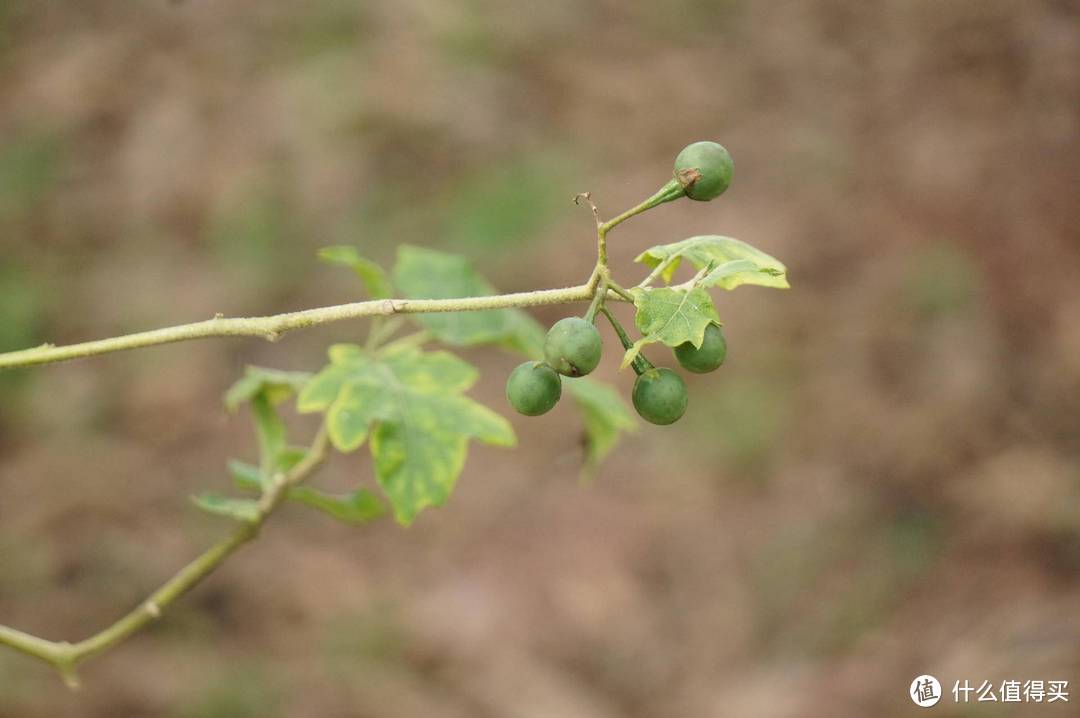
[177,664,281,718]
[0,131,64,223]
[901,242,982,318]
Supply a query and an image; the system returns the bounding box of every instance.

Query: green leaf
[287,486,386,524]
[297,352,373,414]
[276,446,311,471]
[565,378,637,474]
[391,245,542,354]
[318,246,393,299]
[499,311,547,357]
[622,287,721,369]
[191,493,260,524]
[635,235,789,290]
[308,344,515,524]
[224,367,311,411]
[225,367,311,473]
[229,459,385,524]
[326,377,398,452]
[229,460,266,492]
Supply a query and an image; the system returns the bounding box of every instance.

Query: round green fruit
[506,361,562,416]
[632,367,688,425]
[673,141,733,201]
[674,323,727,373]
[544,317,602,377]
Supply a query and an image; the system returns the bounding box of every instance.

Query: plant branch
[0,426,331,687]
[583,278,607,323]
[0,285,629,371]
[606,279,636,302]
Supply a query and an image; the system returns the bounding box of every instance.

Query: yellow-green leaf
[306,344,515,524]
[636,235,789,290]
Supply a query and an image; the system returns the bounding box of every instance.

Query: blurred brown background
[1,1,1079,716]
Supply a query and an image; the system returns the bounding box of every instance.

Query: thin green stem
[598,178,685,235]
[599,306,652,375]
[606,278,636,302]
[583,279,607,323]
[599,306,634,352]
[0,426,331,687]
[638,256,678,289]
[0,284,632,371]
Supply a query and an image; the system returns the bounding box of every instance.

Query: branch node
[264,331,282,343]
[145,601,162,619]
[213,312,224,320]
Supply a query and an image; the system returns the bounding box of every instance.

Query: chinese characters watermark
[911,675,942,707]
[910,676,1069,708]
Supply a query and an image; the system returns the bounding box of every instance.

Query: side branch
[0,427,330,687]
[0,284,627,371]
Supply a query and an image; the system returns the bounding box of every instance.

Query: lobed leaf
[621,287,721,368]
[636,235,789,290]
[302,343,516,524]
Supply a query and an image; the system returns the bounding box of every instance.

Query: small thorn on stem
[213,312,224,320]
[60,667,81,690]
[145,601,162,619]
[54,650,81,690]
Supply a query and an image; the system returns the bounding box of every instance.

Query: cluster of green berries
[505,317,601,417]
[506,318,727,426]
[627,322,727,425]
[506,140,734,426]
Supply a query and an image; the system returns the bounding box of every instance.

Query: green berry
[674,323,727,373]
[673,141,733,201]
[506,361,562,416]
[632,367,688,425]
[544,317,602,377]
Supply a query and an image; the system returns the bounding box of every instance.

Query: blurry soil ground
[0,1,1078,716]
